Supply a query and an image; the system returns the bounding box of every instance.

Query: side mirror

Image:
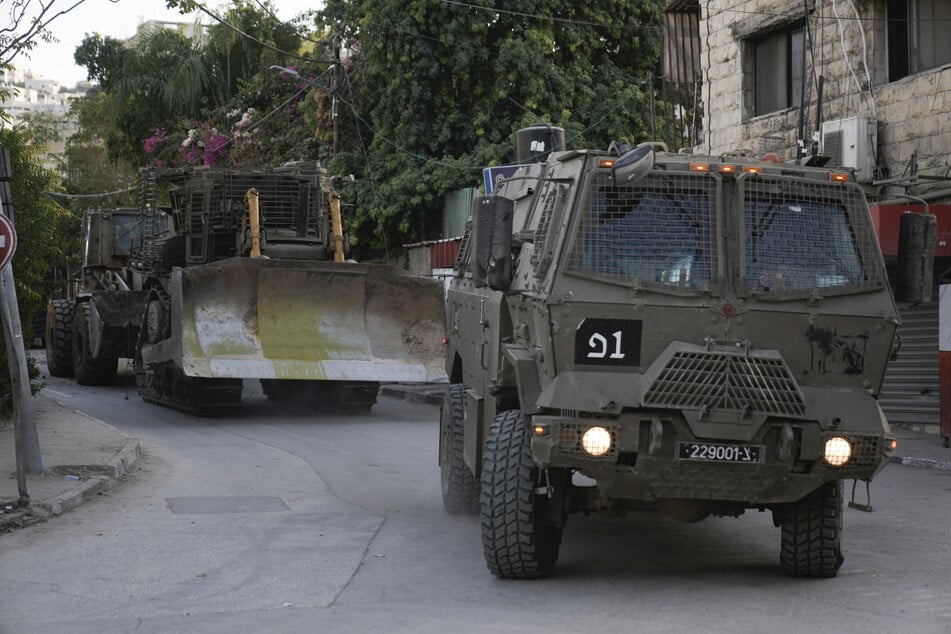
[894,211,936,303]
[612,144,655,185]
[471,196,514,291]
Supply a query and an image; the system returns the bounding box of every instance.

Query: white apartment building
[1,68,85,167]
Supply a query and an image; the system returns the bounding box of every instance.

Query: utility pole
[0,148,42,504]
[331,33,342,158]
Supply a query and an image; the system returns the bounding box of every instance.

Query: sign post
[0,148,42,504]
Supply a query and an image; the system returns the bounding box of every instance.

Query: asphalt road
[2,370,950,633]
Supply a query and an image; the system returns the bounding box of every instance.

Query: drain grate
[165,496,290,514]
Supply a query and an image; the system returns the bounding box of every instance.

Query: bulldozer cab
[81,208,142,271]
[151,164,330,267]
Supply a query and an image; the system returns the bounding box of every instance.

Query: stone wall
[699,0,951,182]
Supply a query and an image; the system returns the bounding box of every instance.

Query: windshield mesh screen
[566,171,718,291]
[742,176,883,295]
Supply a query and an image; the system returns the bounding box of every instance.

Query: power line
[45,187,135,200]
[190,1,332,65]
[438,0,656,32]
[249,0,326,47]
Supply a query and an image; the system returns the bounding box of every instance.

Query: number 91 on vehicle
[678,442,762,463]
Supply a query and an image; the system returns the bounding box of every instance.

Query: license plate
[678,442,762,463]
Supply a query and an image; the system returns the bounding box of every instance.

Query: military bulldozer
[50,162,446,415]
[440,134,934,579]
[45,208,147,385]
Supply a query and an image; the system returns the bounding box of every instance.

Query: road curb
[890,455,951,471]
[109,439,141,479]
[31,438,141,518]
[30,476,108,518]
[2,438,142,530]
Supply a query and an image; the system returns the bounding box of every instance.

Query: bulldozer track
[137,360,242,417]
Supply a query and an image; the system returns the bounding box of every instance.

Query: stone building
[673,0,950,188]
[664,0,950,426]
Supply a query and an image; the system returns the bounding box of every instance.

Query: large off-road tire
[780,480,844,578]
[45,299,74,378]
[71,302,118,386]
[440,384,480,514]
[480,409,563,579]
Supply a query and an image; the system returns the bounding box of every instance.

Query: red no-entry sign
[0,214,17,270]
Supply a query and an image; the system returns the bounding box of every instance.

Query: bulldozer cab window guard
[112,214,142,257]
[565,171,719,294]
[186,192,207,264]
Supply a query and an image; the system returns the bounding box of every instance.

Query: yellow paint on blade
[256,268,373,362]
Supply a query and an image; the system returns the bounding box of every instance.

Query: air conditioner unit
[821,116,877,182]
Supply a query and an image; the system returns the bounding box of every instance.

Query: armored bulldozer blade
[139,257,446,401]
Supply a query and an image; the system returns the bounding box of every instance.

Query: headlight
[824,437,852,467]
[581,426,612,457]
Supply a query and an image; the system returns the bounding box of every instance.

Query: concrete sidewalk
[2,383,949,532]
[0,393,140,531]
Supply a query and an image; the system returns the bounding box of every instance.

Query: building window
[753,24,805,116]
[888,0,951,80]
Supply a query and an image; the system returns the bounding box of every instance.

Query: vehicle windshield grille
[741,175,885,296]
[644,351,806,417]
[566,171,718,293]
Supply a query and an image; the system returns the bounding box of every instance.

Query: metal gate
[879,302,939,425]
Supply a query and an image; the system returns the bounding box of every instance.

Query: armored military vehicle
[440,136,933,579]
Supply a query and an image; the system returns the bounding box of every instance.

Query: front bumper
[530,411,895,505]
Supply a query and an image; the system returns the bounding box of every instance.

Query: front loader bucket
[166,258,446,382]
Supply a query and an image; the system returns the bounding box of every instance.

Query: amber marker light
[690,163,710,172]
[830,173,849,182]
[718,164,737,174]
[599,159,616,168]
[533,424,549,436]
[743,166,762,174]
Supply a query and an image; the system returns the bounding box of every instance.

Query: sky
[14,0,316,89]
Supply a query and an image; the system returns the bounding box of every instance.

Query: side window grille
[531,182,560,276]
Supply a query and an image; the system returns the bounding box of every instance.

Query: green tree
[74,0,311,168]
[315,0,666,257]
[0,128,74,327]
[64,89,138,205]
[73,34,129,92]
[0,128,75,411]
[1,0,103,411]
